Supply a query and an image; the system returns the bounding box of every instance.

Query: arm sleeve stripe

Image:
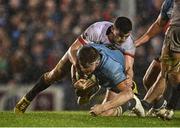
[78,36,87,45]
[123,52,135,58]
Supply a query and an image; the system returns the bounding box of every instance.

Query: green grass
[0,111,180,127]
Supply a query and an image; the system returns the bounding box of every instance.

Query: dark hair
[114,17,132,34]
[77,45,100,67]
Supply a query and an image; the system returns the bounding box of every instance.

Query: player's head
[112,16,132,44]
[77,45,101,75]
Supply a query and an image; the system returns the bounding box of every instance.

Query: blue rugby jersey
[90,43,126,90]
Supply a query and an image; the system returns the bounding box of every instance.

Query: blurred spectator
[0,28,11,83]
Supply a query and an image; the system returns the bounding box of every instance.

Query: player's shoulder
[91,21,113,26]
[87,21,113,31]
[122,35,135,46]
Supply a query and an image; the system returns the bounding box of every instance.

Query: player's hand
[74,78,96,90]
[90,104,105,116]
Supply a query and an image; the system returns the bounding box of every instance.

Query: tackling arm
[135,15,168,47]
[67,37,84,66]
[125,55,134,86]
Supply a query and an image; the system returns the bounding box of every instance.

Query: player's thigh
[143,58,161,90]
[160,26,180,78]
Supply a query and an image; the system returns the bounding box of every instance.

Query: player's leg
[14,52,71,113]
[143,58,161,91]
[140,68,168,117]
[141,72,167,111]
[154,26,180,119]
[144,73,166,104]
[155,71,180,120]
[91,90,122,116]
[97,90,145,117]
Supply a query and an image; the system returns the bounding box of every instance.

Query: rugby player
[73,44,145,117]
[135,0,180,120]
[14,17,136,113]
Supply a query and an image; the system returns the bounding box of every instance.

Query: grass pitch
[0,111,180,127]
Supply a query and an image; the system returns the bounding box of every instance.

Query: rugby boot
[146,108,158,117]
[132,95,145,117]
[14,96,30,114]
[156,108,174,120]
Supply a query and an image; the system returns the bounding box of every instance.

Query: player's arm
[122,37,135,86]
[90,67,134,115]
[124,54,134,86]
[90,80,133,115]
[67,36,85,66]
[135,15,168,47]
[71,65,78,84]
[68,23,99,66]
[102,80,133,109]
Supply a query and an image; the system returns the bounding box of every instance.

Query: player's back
[90,43,126,88]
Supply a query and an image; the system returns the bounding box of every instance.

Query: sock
[121,99,136,113]
[153,97,167,109]
[141,100,153,110]
[25,75,51,101]
[167,84,180,110]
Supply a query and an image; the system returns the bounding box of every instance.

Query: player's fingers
[89,110,97,116]
[78,79,87,83]
[86,79,96,87]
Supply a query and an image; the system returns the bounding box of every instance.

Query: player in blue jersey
[135,0,180,119]
[73,44,145,117]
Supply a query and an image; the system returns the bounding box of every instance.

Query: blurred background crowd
[0,0,166,109]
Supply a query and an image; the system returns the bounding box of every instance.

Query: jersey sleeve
[118,36,136,58]
[78,23,101,45]
[160,0,172,20]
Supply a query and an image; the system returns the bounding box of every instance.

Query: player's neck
[107,33,115,44]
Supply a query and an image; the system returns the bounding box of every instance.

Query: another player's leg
[156,61,180,119]
[156,85,179,120]
[152,27,180,119]
[141,72,167,112]
[14,52,71,114]
[143,58,161,91]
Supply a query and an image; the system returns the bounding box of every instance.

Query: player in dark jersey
[135,0,180,120]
